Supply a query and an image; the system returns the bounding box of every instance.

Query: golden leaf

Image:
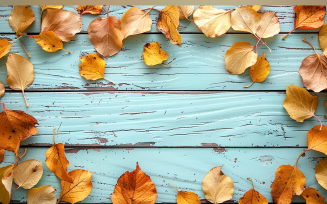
[77,5,103,15]
[193,6,231,38]
[58,169,93,204]
[239,178,268,204]
[0,149,4,163]
[301,187,326,204]
[33,31,70,53]
[6,54,35,107]
[283,85,318,122]
[111,162,157,204]
[231,6,261,35]
[225,41,257,75]
[13,159,43,189]
[256,12,280,39]
[45,128,73,183]
[250,5,262,11]
[316,159,327,190]
[9,6,35,37]
[143,42,169,66]
[121,7,153,39]
[0,81,4,98]
[177,5,194,19]
[0,165,13,204]
[271,165,306,204]
[0,102,38,157]
[170,183,201,204]
[307,125,327,155]
[27,185,57,204]
[319,24,327,58]
[157,6,182,46]
[202,166,234,204]
[40,5,64,12]
[79,53,107,81]
[41,9,82,42]
[245,52,270,88]
[0,39,12,59]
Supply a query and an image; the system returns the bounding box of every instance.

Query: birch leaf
[245,52,270,87]
[0,81,4,98]
[13,159,43,189]
[177,5,194,19]
[256,11,280,38]
[79,53,107,81]
[34,31,70,53]
[0,165,13,204]
[239,178,268,204]
[170,183,201,204]
[231,6,261,35]
[77,5,103,15]
[9,6,35,37]
[319,24,327,58]
[307,125,327,156]
[27,185,57,204]
[301,187,326,204]
[316,159,327,190]
[0,39,12,59]
[143,42,169,66]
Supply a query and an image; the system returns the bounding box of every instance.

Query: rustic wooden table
[1,5,327,204]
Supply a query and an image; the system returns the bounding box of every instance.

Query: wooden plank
[2,147,325,203]
[0,33,322,91]
[1,91,326,147]
[0,5,326,34]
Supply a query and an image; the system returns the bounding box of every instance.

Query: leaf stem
[53,128,56,145]
[254,33,271,52]
[247,178,254,189]
[62,48,71,53]
[107,5,110,18]
[312,114,323,130]
[168,183,179,192]
[282,27,296,40]
[13,148,27,166]
[10,186,21,200]
[294,149,309,167]
[19,39,31,58]
[11,36,22,45]
[0,102,7,110]
[22,89,29,107]
[303,37,319,55]
[19,33,34,38]
[104,78,115,84]
[244,81,254,88]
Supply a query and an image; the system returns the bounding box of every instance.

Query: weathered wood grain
[2,148,326,203]
[0,5,326,34]
[0,33,323,91]
[1,91,326,147]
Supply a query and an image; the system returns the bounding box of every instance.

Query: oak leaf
[27,185,57,204]
[157,6,182,46]
[77,5,103,16]
[177,6,194,19]
[319,24,327,58]
[231,6,261,35]
[0,102,38,157]
[9,6,35,37]
[45,128,73,183]
[283,85,318,122]
[256,12,280,39]
[0,81,4,98]
[169,183,200,204]
[239,178,268,204]
[225,41,258,75]
[0,165,13,204]
[307,125,327,155]
[245,52,270,87]
[143,42,169,66]
[202,166,234,204]
[33,31,70,53]
[41,9,82,42]
[13,159,43,189]
[193,6,232,38]
[0,39,12,59]
[6,54,35,107]
[301,187,326,204]
[0,149,4,163]
[121,7,153,39]
[271,165,306,204]
[58,169,93,204]
[283,6,326,40]
[111,162,157,204]
[316,159,327,190]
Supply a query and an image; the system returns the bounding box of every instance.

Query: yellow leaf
[256,12,280,39]
[143,42,169,66]
[77,5,103,15]
[13,159,43,189]
[0,81,4,98]
[231,6,261,35]
[225,41,257,75]
[283,85,318,122]
[58,169,93,204]
[33,31,70,53]
[0,149,4,163]
[177,5,194,19]
[0,165,13,204]
[301,187,326,204]
[40,5,64,12]
[9,6,35,37]
[319,24,327,58]
[307,125,327,155]
[239,178,268,204]
[245,52,270,87]
[170,183,201,204]
[27,185,57,204]
[0,39,12,59]
[316,159,327,190]
[250,5,262,11]
[157,6,182,46]
[121,7,153,39]
[202,166,234,204]
[6,54,35,107]
[193,6,231,38]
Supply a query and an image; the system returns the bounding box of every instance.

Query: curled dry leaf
[41,9,82,42]
[9,6,35,37]
[6,54,35,107]
[193,6,231,38]
[202,166,234,204]
[77,5,103,15]
[231,6,261,35]
[0,165,13,204]
[283,6,326,40]
[283,85,318,122]
[13,159,43,189]
[316,159,327,190]
[177,5,194,19]
[239,178,268,204]
[33,31,70,53]
[271,165,306,204]
[111,162,157,204]
[0,102,38,157]
[143,42,169,66]
[27,185,57,204]
[225,41,257,75]
[319,24,327,58]
[58,169,93,204]
[256,12,280,39]
[301,187,326,204]
[170,183,201,204]
[157,6,182,46]
[0,39,12,59]
[307,125,327,155]
[79,53,107,81]
[0,81,4,98]
[0,149,4,163]
[245,52,270,88]
[121,7,153,39]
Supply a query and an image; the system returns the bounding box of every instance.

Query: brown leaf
[79,53,109,82]
[0,39,12,59]
[157,6,182,46]
[27,185,57,204]
[170,183,201,204]
[13,159,43,189]
[301,187,326,204]
[111,162,157,204]
[41,9,82,42]
[0,149,4,163]
[33,31,70,53]
[77,5,103,15]
[143,42,169,66]
[0,165,13,204]
[58,169,93,204]
[316,159,327,190]
[256,12,280,39]
[245,52,270,88]
[271,165,306,204]
[9,6,35,37]
[283,85,318,122]
[6,54,35,107]
[307,125,327,155]
[320,24,327,58]
[177,6,194,19]
[231,6,261,35]
[239,178,268,204]
[0,102,38,157]
[0,81,4,98]
[45,128,73,183]
[202,166,234,204]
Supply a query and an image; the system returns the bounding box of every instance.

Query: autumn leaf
[77,5,103,16]
[27,185,57,204]
[301,187,326,204]
[283,85,319,123]
[250,5,262,11]
[307,125,327,155]
[121,6,153,39]
[319,24,327,58]
[45,128,73,183]
[143,42,169,66]
[29,31,70,53]
[225,41,258,75]
[40,5,63,24]
[0,149,4,163]
[0,102,38,157]
[239,178,268,204]
[271,165,306,204]
[316,159,327,190]
[157,6,182,46]
[193,6,232,38]
[283,6,326,40]
[41,9,82,42]
[231,6,261,35]
[0,165,13,204]
[244,52,270,88]
[0,39,12,59]
[111,162,157,204]
[6,54,35,107]
[202,166,234,204]
[256,12,280,39]
[169,183,201,204]
[9,6,35,37]
[13,159,43,189]
[177,5,194,20]
[0,81,4,98]
[58,169,93,204]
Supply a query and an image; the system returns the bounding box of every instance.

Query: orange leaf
[315,159,327,190]
[0,81,4,98]
[0,149,4,164]
[301,187,326,204]
[9,6,35,37]
[239,178,268,204]
[170,183,201,204]
[33,31,70,53]
[111,162,157,204]
[0,39,12,59]
[307,125,327,155]
[77,5,103,16]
